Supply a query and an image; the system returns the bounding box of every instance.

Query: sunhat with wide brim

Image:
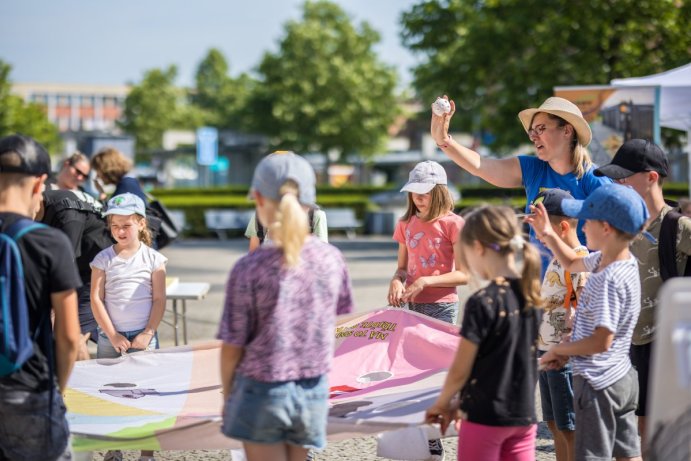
[518,97,592,147]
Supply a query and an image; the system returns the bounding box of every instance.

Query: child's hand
[425,401,455,435]
[539,349,568,371]
[402,277,427,302]
[525,202,553,241]
[131,331,154,350]
[388,279,405,307]
[110,333,131,355]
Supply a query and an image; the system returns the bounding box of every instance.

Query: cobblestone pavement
[84,237,557,461]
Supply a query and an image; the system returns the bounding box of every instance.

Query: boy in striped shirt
[528,183,650,461]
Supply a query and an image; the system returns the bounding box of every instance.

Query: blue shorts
[0,386,70,461]
[97,328,159,359]
[538,351,576,431]
[222,374,329,449]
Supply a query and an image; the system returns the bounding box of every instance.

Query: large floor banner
[66,308,460,451]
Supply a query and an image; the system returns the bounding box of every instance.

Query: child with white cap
[217,152,354,461]
[90,192,167,461]
[389,160,468,461]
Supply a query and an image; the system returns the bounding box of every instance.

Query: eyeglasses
[527,124,548,138]
[70,163,89,179]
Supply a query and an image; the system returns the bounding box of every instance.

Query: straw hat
[518,97,592,146]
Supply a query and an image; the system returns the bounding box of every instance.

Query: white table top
[166,282,211,300]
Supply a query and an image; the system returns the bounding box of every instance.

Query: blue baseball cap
[560,183,653,240]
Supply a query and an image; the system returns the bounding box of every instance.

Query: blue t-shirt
[518,155,611,271]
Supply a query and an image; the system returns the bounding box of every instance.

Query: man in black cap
[0,134,82,461]
[594,138,691,447]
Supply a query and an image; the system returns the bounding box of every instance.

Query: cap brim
[104,209,139,216]
[400,182,436,194]
[593,164,635,179]
[560,198,586,219]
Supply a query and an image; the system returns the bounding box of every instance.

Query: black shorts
[630,342,652,417]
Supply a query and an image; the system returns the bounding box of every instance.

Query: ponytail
[269,180,309,267]
[138,215,153,247]
[519,240,542,309]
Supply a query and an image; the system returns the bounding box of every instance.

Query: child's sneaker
[427,438,445,461]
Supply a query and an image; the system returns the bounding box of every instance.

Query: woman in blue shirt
[431,96,610,270]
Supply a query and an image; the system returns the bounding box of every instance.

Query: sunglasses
[70,162,89,178]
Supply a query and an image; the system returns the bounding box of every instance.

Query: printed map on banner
[65,308,460,451]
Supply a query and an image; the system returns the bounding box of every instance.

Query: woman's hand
[388,279,405,307]
[402,277,427,302]
[425,400,456,435]
[430,96,455,145]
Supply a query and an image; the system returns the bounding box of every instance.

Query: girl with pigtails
[217,152,353,461]
[426,206,543,461]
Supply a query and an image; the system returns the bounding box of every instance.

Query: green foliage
[119,65,188,151]
[0,60,62,154]
[192,48,254,130]
[248,0,399,158]
[401,0,691,150]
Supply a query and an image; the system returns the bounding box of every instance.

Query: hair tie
[509,235,525,252]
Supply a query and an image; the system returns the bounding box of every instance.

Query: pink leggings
[457,420,536,461]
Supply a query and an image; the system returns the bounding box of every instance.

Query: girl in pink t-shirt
[388,160,468,325]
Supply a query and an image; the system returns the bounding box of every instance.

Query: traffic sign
[196,127,218,166]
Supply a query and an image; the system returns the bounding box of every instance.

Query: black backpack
[145,194,179,250]
[659,207,691,281]
[256,206,318,244]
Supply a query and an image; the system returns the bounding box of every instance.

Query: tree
[192,48,254,130]
[249,0,399,158]
[401,0,691,150]
[0,60,62,154]
[119,65,187,151]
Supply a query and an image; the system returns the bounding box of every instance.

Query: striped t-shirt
[571,252,641,390]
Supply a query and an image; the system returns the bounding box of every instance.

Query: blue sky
[0,0,420,88]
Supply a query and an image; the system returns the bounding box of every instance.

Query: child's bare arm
[526,203,587,272]
[388,244,408,307]
[403,238,469,301]
[91,267,130,352]
[52,289,80,392]
[132,266,166,350]
[541,326,614,367]
[220,343,244,402]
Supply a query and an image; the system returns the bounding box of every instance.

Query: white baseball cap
[400,161,447,194]
[104,193,146,217]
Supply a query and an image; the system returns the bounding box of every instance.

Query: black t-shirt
[459,278,540,426]
[0,212,82,391]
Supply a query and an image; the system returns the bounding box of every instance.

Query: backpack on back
[659,207,691,281]
[0,218,47,376]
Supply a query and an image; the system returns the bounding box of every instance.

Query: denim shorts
[538,351,576,431]
[408,302,457,324]
[97,328,159,359]
[222,374,329,449]
[0,386,70,461]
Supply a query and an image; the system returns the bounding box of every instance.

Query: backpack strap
[6,218,48,241]
[256,205,319,244]
[659,208,691,280]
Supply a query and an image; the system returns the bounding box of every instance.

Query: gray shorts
[0,386,71,461]
[574,367,640,460]
[408,302,457,324]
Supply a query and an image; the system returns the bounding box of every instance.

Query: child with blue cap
[527,183,647,461]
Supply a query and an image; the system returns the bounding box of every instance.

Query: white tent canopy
[611,63,691,192]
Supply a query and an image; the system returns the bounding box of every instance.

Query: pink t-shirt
[393,212,465,303]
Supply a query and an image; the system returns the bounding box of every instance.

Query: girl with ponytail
[218,152,354,461]
[425,205,542,461]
